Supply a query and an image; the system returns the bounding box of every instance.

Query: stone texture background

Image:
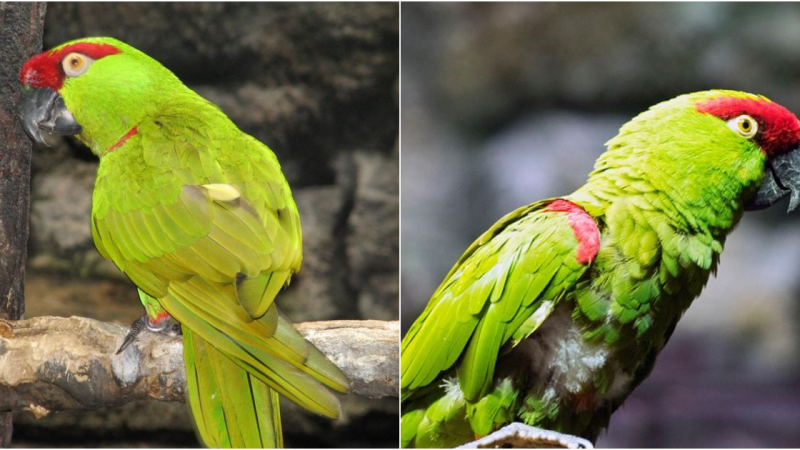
[16,2,398,448]
[402,3,800,448]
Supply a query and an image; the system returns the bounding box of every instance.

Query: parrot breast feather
[401,199,599,402]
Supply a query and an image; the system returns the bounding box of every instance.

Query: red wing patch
[545,199,600,264]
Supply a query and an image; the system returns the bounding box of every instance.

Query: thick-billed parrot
[19,37,349,448]
[401,90,800,447]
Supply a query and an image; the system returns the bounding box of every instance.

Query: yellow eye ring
[61,53,93,77]
[727,115,758,139]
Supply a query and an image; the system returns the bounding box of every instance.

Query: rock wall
[18,3,398,448]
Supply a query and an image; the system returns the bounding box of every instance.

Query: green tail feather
[274,311,350,394]
[163,288,346,420]
[185,328,283,448]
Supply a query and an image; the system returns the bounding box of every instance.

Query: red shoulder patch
[696,96,800,156]
[20,42,120,90]
[545,199,600,265]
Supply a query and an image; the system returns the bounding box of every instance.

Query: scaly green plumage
[50,37,349,447]
[402,91,796,447]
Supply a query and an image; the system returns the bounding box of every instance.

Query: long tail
[161,278,350,448]
[184,328,283,448]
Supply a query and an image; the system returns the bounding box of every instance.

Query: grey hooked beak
[19,87,82,146]
[745,146,800,213]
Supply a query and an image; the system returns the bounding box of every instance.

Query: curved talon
[116,314,174,354]
[116,315,148,355]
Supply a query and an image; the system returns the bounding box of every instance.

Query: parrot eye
[61,53,94,78]
[727,115,758,139]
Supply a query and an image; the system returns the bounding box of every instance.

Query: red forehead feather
[19,42,120,90]
[696,96,800,155]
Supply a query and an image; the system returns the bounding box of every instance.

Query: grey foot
[458,423,593,449]
[116,314,180,355]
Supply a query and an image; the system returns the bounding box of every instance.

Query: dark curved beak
[19,87,82,146]
[745,146,800,213]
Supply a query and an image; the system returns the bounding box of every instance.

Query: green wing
[91,116,303,314]
[90,114,348,446]
[401,199,596,402]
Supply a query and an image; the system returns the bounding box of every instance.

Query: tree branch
[0,316,398,417]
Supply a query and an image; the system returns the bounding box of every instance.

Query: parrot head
[695,92,800,212]
[18,37,184,154]
[593,90,800,214]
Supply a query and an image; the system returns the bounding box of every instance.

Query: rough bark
[0,2,47,445]
[0,317,398,416]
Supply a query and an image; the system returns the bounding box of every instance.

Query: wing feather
[90,117,343,439]
[401,199,598,401]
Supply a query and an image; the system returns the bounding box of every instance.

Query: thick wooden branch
[0,316,398,417]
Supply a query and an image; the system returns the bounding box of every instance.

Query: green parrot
[400,90,800,447]
[19,37,349,448]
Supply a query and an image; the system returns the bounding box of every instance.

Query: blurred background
[16,2,398,448]
[402,3,800,447]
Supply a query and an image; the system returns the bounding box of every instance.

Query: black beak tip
[21,121,48,146]
[788,189,800,213]
[18,87,82,147]
[747,145,800,213]
[19,87,50,146]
